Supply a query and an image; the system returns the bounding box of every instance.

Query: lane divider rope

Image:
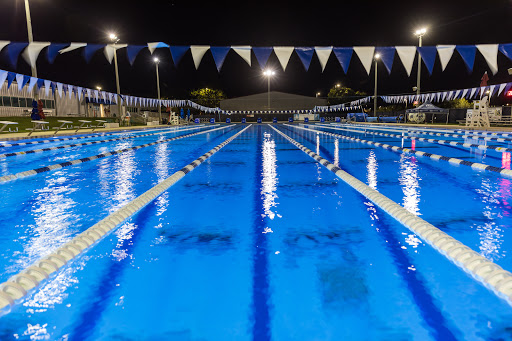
[0,125,204,148]
[315,123,512,153]
[270,124,512,306]
[0,125,215,158]
[286,124,512,178]
[0,125,236,184]
[0,124,252,313]
[344,123,512,142]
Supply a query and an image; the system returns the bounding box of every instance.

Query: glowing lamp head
[374,53,381,60]
[263,69,275,76]
[415,28,427,36]
[109,33,118,41]
[153,57,159,63]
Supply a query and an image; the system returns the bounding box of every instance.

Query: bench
[52,120,74,135]
[75,120,92,132]
[26,121,50,136]
[92,120,108,131]
[0,121,19,133]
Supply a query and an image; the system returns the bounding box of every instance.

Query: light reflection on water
[154,142,172,219]
[11,172,79,273]
[261,133,279,220]
[334,139,339,167]
[398,154,421,216]
[366,150,378,190]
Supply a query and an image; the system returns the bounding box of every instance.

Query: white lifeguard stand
[466,96,490,128]
[169,111,179,125]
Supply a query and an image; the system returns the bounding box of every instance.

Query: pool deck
[0,124,175,141]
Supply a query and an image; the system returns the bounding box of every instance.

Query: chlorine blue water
[0,123,512,340]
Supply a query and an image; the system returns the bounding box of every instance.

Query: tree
[327,85,366,105]
[439,98,472,109]
[189,88,226,108]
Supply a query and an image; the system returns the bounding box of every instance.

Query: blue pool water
[1,123,512,340]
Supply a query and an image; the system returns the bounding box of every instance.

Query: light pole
[109,33,122,122]
[154,57,162,124]
[374,53,380,117]
[23,0,41,103]
[263,69,275,110]
[414,27,427,98]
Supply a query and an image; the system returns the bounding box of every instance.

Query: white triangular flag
[395,46,417,77]
[59,43,87,54]
[104,44,128,64]
[498,83,507,96]
[273,46,294,71]
[68,85,74,99]
[56,82,63,97]
[462,88,469,98]
[77,87,82,100]
[315,46,333,72]
[353,46,375,75]
[22,42,51,68]
[147,42,170,54]
[477,44,499,75]
[0,41,10,54]
[436,45,455,71]
[489,84,496,97]
[470,87,478,98]
[44,80,51,96]
[232,46,252,66]
[190,45,210,69]
[27,77,38,93]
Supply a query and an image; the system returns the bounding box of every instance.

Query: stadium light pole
[263,69,275,110]
[23,0,37,78]
[109,33,122,122]
[414,27,427,98]
[373,53,380,117]
[154,57,162,124]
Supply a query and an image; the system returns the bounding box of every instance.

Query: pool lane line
[0,124,236,184]
[342,123,512,142]
[0,125,216,159]
[0,125,204,148]
[270,124,512,307]
[334,123,512,143]
[287,124,512,178]
[0,124,252,313]
[314,123,512,153]
[280,125,460,340]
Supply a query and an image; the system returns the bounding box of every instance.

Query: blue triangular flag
[375,46,395,74]
[6,42,28,67]
[83,44,105,63]
[456,45,477,73]
[126,45,146,65]
[253,47,273,69]
[210,46,231,72]
[169,46,190,66]
[47,43,69,63]
[417,46,437,75]
[332,47,353,74]
[7,72,16,89]
[295,47,315,71]
[36,78,44,89]
[499,43,512,61]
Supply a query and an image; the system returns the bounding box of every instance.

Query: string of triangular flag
[2,41,512,75]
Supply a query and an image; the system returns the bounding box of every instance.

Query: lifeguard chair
[466,96,490,128]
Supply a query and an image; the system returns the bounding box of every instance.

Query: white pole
[155,61,162,123]
[416,35,423,97]
[374,59,378,117]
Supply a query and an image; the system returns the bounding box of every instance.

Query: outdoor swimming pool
[1,123,512,340]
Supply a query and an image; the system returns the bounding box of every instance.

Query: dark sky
[0,0,511,101]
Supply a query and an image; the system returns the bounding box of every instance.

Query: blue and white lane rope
[270,124,512,306]
[343,123,512,142]
[286,124,512,178]
[0,125,203,148]
[0,124,235,184]
[0,124,252,313]
[0,125,215,158]
[314,123,512,153]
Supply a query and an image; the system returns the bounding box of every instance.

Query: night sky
[1,0,512,101]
